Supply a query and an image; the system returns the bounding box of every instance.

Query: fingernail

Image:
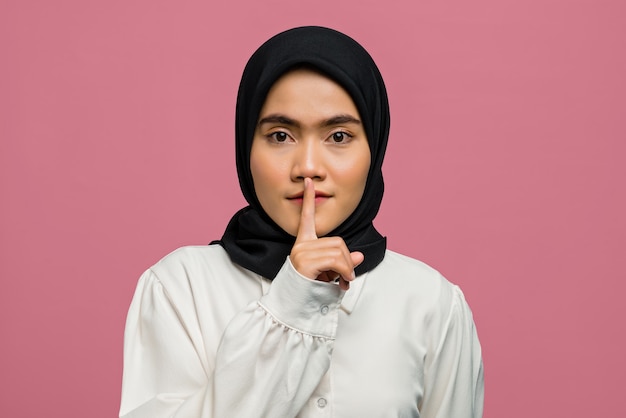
[351,271,356,280]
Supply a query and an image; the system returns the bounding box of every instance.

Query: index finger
[295,177,317,242]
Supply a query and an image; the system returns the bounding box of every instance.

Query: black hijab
[214,26,389,280]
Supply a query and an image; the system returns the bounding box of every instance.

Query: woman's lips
[287,192,331,205]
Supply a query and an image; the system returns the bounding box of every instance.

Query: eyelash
[267,131,291,143]
[266,130,354,144]
[329,131,353,143]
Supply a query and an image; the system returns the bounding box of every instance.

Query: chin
[316,226,334,237]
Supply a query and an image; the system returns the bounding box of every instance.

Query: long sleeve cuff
[259,257,345,339]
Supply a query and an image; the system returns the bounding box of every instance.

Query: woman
[120,26,484,417]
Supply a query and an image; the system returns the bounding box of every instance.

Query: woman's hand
[289,178,364,290]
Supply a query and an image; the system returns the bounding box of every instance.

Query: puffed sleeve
[119,257,345,418]
[419,285,484,418]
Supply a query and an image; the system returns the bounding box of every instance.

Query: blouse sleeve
[119,258,344,418]
[419,284,484,418]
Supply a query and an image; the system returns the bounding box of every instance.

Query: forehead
[260,68,359,118]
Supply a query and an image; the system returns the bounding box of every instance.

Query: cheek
[351,164,370,202]
[250,145,289,200]
[335,150,370,194]
[250,144,272,192]
[250,157,264,191]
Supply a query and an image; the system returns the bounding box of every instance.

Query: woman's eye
[269,131,289,142]
[330,131,351,143]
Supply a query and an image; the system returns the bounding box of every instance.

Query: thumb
[350,251,364,270]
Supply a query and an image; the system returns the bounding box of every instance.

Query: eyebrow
[321,114,362,127]
[258,114,300,128]
[257,113,361,128]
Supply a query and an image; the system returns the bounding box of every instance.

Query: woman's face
[250,69,371,237]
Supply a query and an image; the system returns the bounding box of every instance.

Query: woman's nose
[290,139,326,181]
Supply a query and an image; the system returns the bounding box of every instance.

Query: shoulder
[366,250,465,316]
[373,250,450,291]
[378,250,442,277]
[144,245,255,296]
[149,245,231,278]
[364,251,477,345]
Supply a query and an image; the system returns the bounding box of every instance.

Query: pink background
[1,1,624,416]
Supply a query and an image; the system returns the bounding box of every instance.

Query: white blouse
[120,245,483,417]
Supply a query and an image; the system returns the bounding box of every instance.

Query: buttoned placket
[306,369,332,416]
[261,262,369,417]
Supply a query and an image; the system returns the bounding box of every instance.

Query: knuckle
[329,236,345,246]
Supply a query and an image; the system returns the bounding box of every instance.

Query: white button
[317,398,327,408]
[320,305,329,315]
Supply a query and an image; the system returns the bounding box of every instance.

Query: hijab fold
[214,26,390,280]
